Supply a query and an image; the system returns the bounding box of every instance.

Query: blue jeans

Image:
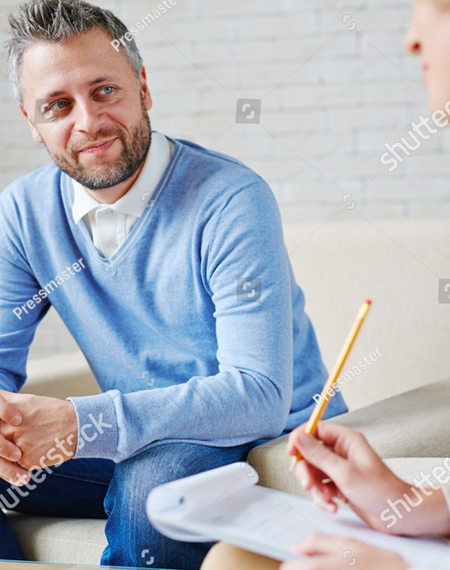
[0,440,262,569]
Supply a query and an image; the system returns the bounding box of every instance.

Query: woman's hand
[280,534,410,570]
[287,422,450,536]
[287,422,412,533]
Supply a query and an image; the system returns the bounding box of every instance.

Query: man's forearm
[68,368,290,463]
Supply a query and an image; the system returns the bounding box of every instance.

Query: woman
[201,1,450,569]
[202,423,450,570]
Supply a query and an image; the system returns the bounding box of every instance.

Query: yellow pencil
[290,299,372,470]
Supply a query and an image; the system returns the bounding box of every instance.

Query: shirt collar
[72,131,172,224]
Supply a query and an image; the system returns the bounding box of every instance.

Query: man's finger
[0,394,22,426]
[0,457,31,486]
[0,436,22,462]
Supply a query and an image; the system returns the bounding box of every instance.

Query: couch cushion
[8,512,106,565]
[383,458,450,486]
[248,378,450,496]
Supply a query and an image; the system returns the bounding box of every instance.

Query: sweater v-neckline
[61,138,183,268]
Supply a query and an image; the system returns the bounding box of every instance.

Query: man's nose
[72,99,104,134]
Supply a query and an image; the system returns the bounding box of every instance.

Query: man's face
[404,0,450,116]
[20,28,152,190]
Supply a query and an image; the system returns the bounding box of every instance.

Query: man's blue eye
[101,86,114,95]
[38,100,68,121]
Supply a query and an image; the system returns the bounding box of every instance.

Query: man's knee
[109,442,255,513]
[115,443,196,489]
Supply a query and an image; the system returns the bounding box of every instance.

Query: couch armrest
[248,377,450,496]
[23,352,99,399]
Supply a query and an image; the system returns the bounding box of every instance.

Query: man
[0,0,347,568]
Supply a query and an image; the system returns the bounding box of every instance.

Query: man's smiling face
[20,28,152,192]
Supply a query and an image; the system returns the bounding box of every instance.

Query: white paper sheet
[147,462,258,541]
[147,462,450,567]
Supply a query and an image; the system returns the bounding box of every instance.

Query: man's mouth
[78,137,118,154]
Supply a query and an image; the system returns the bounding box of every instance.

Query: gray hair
[6,0,144,105]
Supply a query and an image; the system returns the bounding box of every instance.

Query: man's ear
[19,103,43,144]
[140,66,153,112]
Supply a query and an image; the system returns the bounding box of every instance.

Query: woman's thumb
[297,432,345,477]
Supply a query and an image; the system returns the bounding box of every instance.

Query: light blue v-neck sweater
[0,136,347,463]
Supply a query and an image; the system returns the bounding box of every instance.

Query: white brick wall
[0,0,449,358]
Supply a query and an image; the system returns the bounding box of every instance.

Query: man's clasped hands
[0,390,78,485]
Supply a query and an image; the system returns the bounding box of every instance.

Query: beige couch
[8,218,450,565]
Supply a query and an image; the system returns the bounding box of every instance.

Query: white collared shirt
[72,132,174,259]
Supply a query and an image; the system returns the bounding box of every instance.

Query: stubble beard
[41,97,152,190]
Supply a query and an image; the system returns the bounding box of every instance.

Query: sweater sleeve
[0,204,51,392]
[68,180,297,462]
